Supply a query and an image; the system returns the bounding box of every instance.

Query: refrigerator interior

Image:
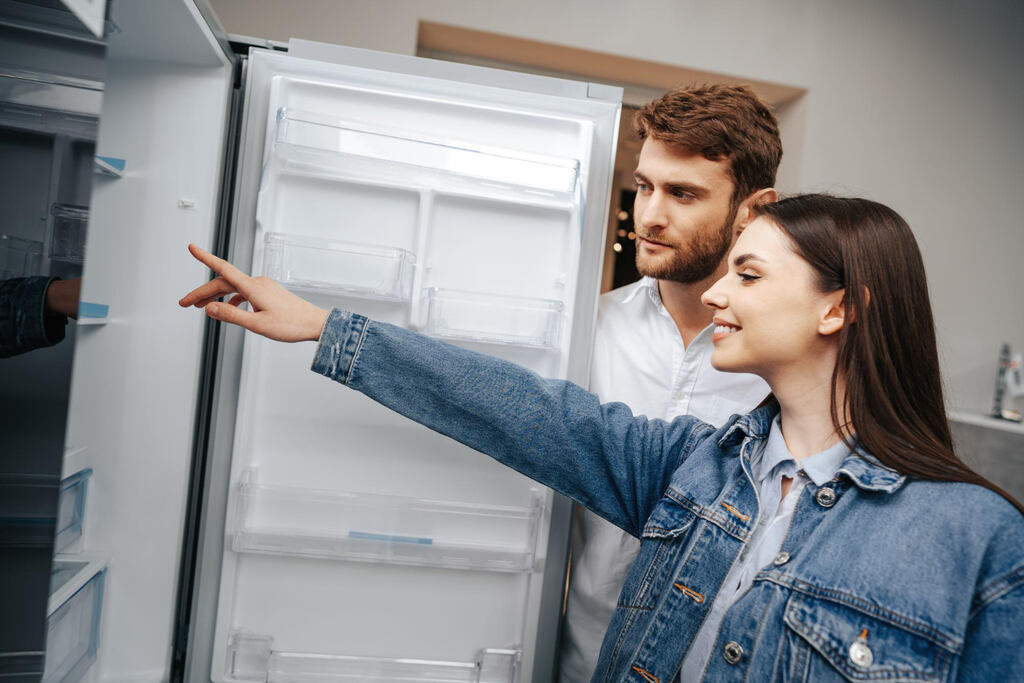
[202,47,621,683]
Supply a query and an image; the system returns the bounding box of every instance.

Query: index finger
[188,243,253,294]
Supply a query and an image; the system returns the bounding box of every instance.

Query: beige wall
[211,0,1024,414]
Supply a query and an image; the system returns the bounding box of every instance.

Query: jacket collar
[717,399,907,494]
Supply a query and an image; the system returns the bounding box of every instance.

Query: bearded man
[560,85,781,682]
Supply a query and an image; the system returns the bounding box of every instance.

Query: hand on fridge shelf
[178,243,330,343]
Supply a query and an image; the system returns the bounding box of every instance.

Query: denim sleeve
[0,276,67,358]
[956,571,1024,681]
[311,309,707,537]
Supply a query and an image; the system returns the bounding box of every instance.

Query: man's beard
[635,205,738,284]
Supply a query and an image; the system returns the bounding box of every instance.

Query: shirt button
[773,551,791,566]
[849,640,874,668]
[815,487,838,508]
[722,641,744,664]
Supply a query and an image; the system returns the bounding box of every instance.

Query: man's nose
[635,192,666,231]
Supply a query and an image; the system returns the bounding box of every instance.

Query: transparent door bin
[422,288,564,349]
[262,232,415,302]
[272,108,581,202]
[227,631,520,683]
[231,470,545,572]
[55,468,92,554]
[50,204,89,264]
[45,560,106,683]
[0,234,43,278]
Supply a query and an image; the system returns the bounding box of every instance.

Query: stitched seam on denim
[766,574,962,652]
[617,538,671,609]
[968,567,1024,620]
[605,601,646,683]
[664,489,750,542]
[343,317,369,386]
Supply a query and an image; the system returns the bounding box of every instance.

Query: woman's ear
[819,289,847,336]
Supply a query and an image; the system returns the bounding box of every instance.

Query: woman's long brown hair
[754,194,1023,514]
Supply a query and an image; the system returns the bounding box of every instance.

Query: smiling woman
[180,193,1024,682]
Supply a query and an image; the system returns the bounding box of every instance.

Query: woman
[180,194,1023,682]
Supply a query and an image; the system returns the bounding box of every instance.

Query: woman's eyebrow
[733,253,766,267]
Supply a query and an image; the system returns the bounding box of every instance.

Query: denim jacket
[311,310,1024,683]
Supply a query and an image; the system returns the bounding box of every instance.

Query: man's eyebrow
[733,253,766,267]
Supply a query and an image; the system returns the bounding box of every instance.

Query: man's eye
[635,182,650,192]
[672,190,694,200]
[738,273,760,282]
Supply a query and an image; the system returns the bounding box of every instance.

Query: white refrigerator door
[205,43,620,683]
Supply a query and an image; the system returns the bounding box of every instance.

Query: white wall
[210,0,1024,414]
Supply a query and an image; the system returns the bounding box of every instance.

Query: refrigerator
[48,1,621,681]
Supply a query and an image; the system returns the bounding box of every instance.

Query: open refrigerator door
[201,45,620,683]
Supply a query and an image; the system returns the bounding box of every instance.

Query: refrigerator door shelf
[49,203,90,264]
[262,232,415,302]
[45,558,107,683]
[422,288,564,349]
[0,234,43,279]
[54,467,92,554]
[275,108,581,199]
[227,631,520,683]
[232,471,545,573]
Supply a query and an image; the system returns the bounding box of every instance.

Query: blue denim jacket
[311,310,1024,683]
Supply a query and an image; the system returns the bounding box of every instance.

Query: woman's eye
[738,273,760,282]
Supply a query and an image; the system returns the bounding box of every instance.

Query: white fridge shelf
[231,470,544,572]
[271,108,581,203]
[422,288,564,349]
[227,631,520,683]
[262,232,415,301]
[45,557,106,683]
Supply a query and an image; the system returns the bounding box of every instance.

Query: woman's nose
[701,279,727,310]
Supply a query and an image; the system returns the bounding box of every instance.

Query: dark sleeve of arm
[310,309,711,537]
[0,276,67,358]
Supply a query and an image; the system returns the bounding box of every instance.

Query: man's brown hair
[633,84,782,207]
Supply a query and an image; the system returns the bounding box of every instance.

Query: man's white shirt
[559,277,769,682]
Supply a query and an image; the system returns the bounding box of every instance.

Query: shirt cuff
[310,308,369,384]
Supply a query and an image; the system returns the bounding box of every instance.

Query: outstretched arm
[179,244,709,535]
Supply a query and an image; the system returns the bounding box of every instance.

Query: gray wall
[209,0,1024,417]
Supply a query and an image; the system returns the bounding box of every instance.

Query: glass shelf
[93,156,125,177]
[76,301,109,325]
[50,204,89,264]
[54,468,91,554]
[271,108,580,203]
[262,232,415,302]
[45,558,106,683]
[227,631,520,683]
[421,288,564,349]
[0,234,43,278]
[231,470,544,573]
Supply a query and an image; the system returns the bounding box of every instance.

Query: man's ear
[734,187,779,231]
[819,289,847,336]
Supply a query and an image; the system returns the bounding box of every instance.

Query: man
[559,84,781,682]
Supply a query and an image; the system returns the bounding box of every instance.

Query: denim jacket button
[772,551,790,566]
[849,640,873,668]
[815,487,838,508]
[722,641,744,664]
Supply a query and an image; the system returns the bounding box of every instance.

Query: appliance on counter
[47,1,622,681]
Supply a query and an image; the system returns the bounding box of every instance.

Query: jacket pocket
[781,592,955,682]
[617,495,699,611]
